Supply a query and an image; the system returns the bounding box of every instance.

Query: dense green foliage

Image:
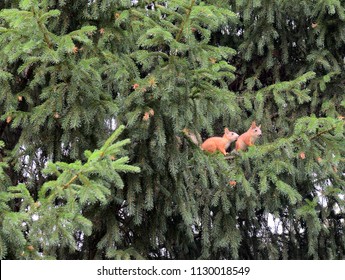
[0,0,344,260]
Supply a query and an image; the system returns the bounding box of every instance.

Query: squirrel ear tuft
[224,127,230,133]
[250,121,257,128]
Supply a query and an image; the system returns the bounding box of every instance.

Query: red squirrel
[201,128,239,155]
[235,121,262,151]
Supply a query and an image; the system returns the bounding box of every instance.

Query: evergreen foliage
[0,0,344,260]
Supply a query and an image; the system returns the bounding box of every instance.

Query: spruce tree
[0,0,344,260]
[224,0,345,259]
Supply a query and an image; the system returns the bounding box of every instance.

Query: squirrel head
[248,121,262,137]
[224,128,239,142]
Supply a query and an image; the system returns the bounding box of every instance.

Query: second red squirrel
[201,128,239,155]
[235,121,262,151]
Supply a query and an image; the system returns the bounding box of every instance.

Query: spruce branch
[40,125,139,197]
[176,0,195,42]
[309,125,338,140]
[224,121,341,161]
[62,174,79,190]
[31,7,53,49]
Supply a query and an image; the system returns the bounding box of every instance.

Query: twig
[310,125,338,140]
[62,174,79,189]
[224,155,236,160]
[176,0,195,42]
